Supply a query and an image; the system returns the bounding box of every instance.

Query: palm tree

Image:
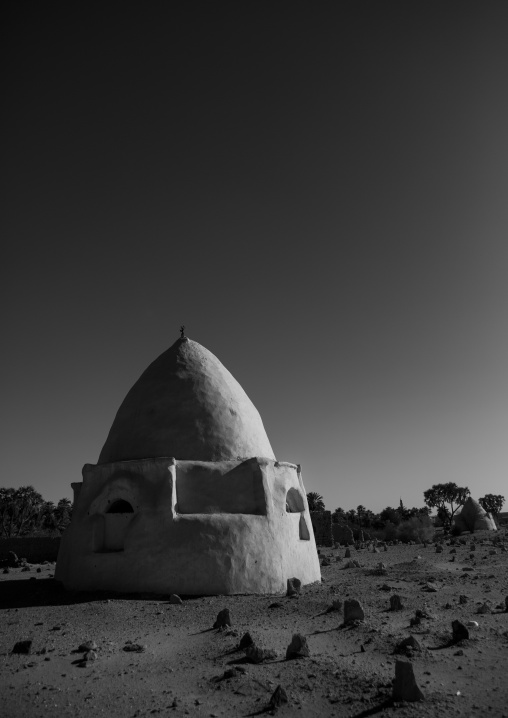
[306,492,325,512]
[332,507,346,524]
[363,509,375,528]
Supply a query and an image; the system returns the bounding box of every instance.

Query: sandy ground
[1,532,507,718]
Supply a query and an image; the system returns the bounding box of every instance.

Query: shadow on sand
[350,699,394,718]
[0,578,109,609]
[1,573,315,612]
[0,578,202,609]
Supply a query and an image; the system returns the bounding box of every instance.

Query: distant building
[453,497,497,533]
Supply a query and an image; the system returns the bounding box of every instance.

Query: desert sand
[1,532,507,718]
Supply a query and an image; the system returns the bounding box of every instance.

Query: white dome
[98,337,275,464]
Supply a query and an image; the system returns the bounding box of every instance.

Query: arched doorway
[102,499,134,551]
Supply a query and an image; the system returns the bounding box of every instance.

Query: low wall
[0,537,61,563]
[332,523,356,544]
[310,511,333,547]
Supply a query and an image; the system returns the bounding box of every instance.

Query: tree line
[0,482,504,539]
[0,486,72,538]
[307,482,505,530]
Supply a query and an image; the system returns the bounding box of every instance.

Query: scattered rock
[344,559,361,569]
[452,620,469,642]
[454,649,464,656]
[392,659,424,702]
[239,632,254,649]
[435,545,443,553]
[217,666,247,681]
[466,620,479,628]
[84,650,98,662]
[269,685,288,709]
[286,633,310,659]
[390,594,404,611]
[395,635,422,655]
[320,557,331,566]
[477,603,491,614]
[213,608,231,629]
[123,643,146,653]
[459,595,468,605]
[78,641,98,652]
[11,640,32,655]
[344,598,365,624]
[269,602,283,609]
[218,669,236,680]
[424,582,438,592]
[287,577,301,597]
[345,548,351,558]
[380,583,391,591]
[326,599,342,613]
[169,594,183,605]
[244,644,277,664]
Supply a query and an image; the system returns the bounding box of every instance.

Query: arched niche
[286,487,305,513]
[97,498,135,552]
[299,514,310,540]
[285,487,310,540]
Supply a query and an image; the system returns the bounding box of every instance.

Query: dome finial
[180,325,186,339]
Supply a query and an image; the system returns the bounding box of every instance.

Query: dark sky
[2,2,508,512]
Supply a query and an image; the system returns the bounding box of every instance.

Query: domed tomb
[98,337,275,464]
[56,335,321,595]
[453,497,497,533]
